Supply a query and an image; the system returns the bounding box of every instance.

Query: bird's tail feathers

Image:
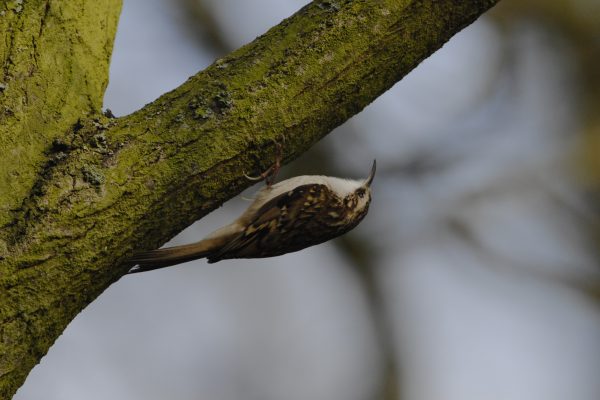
[128,238,219,274]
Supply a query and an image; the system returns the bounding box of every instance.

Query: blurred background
[15,0,600,399]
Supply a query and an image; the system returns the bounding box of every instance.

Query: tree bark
[0,0,499,397]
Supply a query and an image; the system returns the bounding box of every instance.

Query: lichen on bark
[0,0,500,397]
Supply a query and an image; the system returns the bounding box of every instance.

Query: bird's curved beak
[365,159,376,186]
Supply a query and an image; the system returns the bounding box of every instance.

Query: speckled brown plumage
[208,183,370,262]
[128,161,375,273]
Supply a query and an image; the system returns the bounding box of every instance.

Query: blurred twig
[447,216,600,303]
[178,0,231,55]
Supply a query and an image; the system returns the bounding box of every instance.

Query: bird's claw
[244,138,284,187]
[243,172,264,181]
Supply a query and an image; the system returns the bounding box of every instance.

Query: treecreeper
[128,160,376,273]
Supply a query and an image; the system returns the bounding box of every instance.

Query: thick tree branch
[0,0,499,397]
[0,1,121,396]
[0,0,121,226]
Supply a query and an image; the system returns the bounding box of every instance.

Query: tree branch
[0,0,121,226]
[0,0,499,397]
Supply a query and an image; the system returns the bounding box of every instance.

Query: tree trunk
[0,0,499,397]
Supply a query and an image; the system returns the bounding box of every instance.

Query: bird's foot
[244,137,284,187]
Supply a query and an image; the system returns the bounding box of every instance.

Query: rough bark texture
[0,0,499,397]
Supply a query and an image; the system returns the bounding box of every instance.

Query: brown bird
[128,160,376,273]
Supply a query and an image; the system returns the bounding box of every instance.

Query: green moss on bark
[0,0,122,397]
[0,0,122,228]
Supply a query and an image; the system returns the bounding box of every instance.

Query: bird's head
[343,160,376,219]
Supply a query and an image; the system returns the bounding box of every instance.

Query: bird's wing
[207,183,336,262]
